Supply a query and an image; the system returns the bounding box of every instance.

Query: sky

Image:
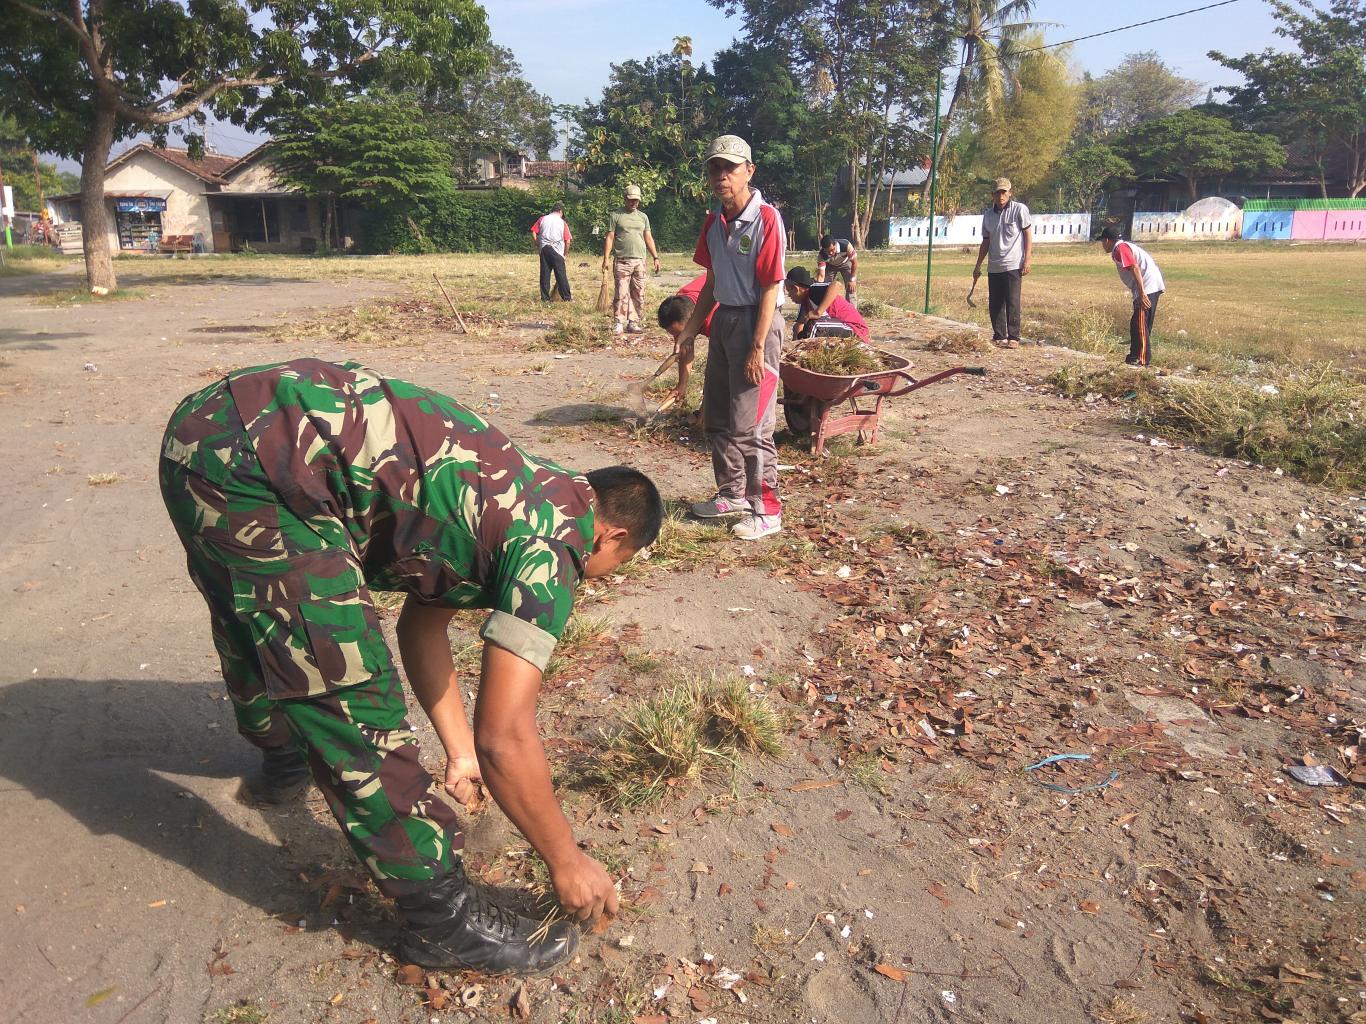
[69,0,1289,169]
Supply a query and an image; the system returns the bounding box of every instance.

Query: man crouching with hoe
[159,358,663,975]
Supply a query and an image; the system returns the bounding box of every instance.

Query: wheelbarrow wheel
[783,397,813,438]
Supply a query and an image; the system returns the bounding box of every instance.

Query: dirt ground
[1,260,1362,1024]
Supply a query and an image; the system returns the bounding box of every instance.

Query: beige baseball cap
[993,177,1013,192]
[703,135,752,165]
[624,184,642,200]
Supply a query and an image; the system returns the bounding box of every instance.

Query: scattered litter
[1285,764,1346,787]
[83,362,97,372]
[1024,753,1119,794]
[835,564,852,579]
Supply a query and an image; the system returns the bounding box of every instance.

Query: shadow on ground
[0,676,377,934]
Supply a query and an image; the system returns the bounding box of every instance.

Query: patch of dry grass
[1093,997,1150,1024]
[1051,361,1366,489]
[585,676,783,808]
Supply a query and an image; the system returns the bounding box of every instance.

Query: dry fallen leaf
[771,822,794,838]
[147,899,167,908]
[874,963,908,982]
[328,992,345,1007]
[1079,900,1101,914]
[789,779,841,792]
[689,985,710,1011]
[689,862,711,874]
[426,988,448,1010]
[717,883,733,897]
[395,964,424,986]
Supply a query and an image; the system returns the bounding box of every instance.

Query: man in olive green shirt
[602,184,661,334]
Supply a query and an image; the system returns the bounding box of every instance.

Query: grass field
[853,240,1366,371]
[11,239,1362,373]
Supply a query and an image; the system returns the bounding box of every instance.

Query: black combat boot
[247,745,313,804]
[395,861,579,975]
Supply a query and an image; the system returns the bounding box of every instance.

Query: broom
[595,266,613,313]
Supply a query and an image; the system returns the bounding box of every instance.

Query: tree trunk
[80,98,119,291]
[323,196,334,252]
[930,65,971,185]
[848,157,865,249]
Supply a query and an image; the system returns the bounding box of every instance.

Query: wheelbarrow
[780,350,986,455]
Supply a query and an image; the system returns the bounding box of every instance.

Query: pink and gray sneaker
[690,495,749,518]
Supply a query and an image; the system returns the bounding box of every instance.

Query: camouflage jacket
[173,359,595,671]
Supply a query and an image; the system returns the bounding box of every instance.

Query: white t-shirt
[981,200,1032,272]
[532,212,570,256]
[1110,240,1165,300]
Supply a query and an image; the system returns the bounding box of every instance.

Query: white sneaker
[612,322,625,335]
[732,513,782,541]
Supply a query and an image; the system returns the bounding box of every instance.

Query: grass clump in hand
[789,336,881,376]
[587,677,783,807]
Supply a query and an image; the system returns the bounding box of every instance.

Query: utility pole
[923,68,942,315]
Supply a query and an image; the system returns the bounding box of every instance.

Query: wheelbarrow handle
[884,365,986,398]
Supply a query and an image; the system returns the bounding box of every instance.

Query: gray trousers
[703,305,783,516]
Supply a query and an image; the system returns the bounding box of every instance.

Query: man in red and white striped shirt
[1100,226,1165,367]
[672,134,786,541]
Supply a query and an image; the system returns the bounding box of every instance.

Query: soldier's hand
[444,754,485,811]
[552,851,619,922]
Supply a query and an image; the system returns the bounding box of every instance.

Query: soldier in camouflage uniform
[159,358,663,975]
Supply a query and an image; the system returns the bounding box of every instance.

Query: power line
[947,0,1247,70]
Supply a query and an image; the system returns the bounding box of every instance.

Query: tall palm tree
[931,0,1054,177]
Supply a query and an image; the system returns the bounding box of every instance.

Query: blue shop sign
[115,197,166,213]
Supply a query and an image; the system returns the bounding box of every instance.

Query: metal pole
[924,68,942,315]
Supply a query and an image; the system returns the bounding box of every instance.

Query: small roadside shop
[110,192,171,250]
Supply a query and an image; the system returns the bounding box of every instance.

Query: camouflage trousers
[158,378,461,897]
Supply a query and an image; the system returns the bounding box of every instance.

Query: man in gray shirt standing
[972,177,1033,348]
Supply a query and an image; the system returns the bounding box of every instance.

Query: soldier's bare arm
[474,643,619,922]
[397,597,482,808]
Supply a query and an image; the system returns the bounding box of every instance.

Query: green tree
[419,43,555,183]
[708,0,952,248]
[270,96,455,249]
[1,113,78,212]
[1047,142,1133,213]
[931,0,1055,172]
[0,0,487,289]
[1076,52,1204,140]
[575,50,721,209]
[978,38,1079,195]
[1211,0,1366,197]
[1118,109,1285,203]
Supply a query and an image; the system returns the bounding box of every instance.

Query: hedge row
[363,190,709,255]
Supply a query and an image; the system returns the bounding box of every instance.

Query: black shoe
[394,862,579,975]
[248,745,313,805]
[1125,356,1142,366]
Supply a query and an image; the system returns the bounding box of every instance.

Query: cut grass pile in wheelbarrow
[788,336,881,376]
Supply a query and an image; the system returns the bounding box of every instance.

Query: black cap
[1099,225,1123,241]
[786,266,813,287]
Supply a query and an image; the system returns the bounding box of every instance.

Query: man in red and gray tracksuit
[672,134,786,541]
[1100,225,1166,367]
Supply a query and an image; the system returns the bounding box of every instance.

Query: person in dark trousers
[972,177,1032,348]
[1100,226,1166,367]
[531,204,573,302]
